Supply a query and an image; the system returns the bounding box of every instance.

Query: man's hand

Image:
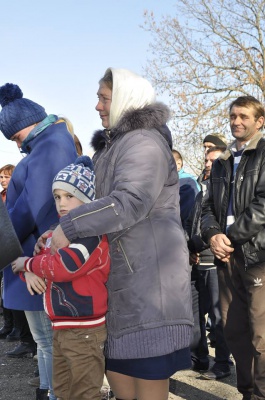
[210,234,234,262]
[34,230,52,255]
[24,272,46,295]
[11,257,29,274]
[51,225,70,255]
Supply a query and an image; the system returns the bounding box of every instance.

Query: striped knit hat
[52,156,95,204]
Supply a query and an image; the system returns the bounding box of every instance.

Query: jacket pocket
[117,240,133,273]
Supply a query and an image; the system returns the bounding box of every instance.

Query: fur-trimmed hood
[91,102,172,152]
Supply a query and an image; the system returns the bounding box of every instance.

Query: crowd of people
[0,70,265,400]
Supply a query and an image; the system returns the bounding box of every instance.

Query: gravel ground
[0,313,243,400]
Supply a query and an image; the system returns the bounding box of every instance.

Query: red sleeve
[25,236,108,282]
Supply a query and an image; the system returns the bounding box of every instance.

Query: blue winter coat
[3,121,77,310]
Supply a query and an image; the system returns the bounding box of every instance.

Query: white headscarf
[107,68,156,129]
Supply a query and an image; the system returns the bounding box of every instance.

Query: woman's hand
[34,230,53,255]
[24,272,47,295]
[11,257,29,274]
[51,225,70,254]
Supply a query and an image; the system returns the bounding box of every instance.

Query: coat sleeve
[227,154,265,244]
[60,132,171,240]
[25,236,108,282]
[201,171,222,244]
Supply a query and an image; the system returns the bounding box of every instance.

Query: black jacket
[186,178,214,265]
[201,133,265,269]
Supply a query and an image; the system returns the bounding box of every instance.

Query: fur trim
[115,102,170,133]
[91,130,106,152]
[91,102,171,151]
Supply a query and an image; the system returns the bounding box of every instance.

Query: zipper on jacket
[219,160,231,234]
[72,203,118,221]
[231,155,249,271]
[110,227,131,243]
[117,240,133,273]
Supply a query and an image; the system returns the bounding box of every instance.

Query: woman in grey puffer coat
[52,68,193,400]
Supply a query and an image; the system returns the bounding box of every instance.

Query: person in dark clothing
[201,96,265,400]
[172,150,202,363]
[186,146,231,380]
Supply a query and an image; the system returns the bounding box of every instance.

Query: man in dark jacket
[201,96,265,400]
[187,146,231,380]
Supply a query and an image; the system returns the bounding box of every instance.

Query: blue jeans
[25,310,56,400]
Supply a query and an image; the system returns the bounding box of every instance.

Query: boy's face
[53,189,84,217]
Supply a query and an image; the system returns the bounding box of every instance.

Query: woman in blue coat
[0,83,77,400]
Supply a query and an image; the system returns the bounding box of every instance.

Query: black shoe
[6,342,36,358]
[6,327,20,341]
[191,359,209,372]
[202,364,231,380]
[0,325,12,339]
[36,388,49,400]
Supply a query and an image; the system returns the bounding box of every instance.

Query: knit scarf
[20,114,58,154]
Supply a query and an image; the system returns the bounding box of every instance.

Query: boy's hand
[34,230,53,255]
[11,257,29,274]
[24,272,46,295]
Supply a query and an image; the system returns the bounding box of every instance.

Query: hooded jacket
[60,69,193,355]
[201,133,265,268]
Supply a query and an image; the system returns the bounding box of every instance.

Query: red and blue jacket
[24,233,110,330]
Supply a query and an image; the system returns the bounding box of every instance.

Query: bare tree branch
[142,0,265,173]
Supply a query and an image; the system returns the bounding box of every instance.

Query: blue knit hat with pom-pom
[52,156,96,204]
[0,83,47,139]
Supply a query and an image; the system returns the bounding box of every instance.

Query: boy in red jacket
[12,156,110,400]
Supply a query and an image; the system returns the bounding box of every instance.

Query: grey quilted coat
[60,102,193,340]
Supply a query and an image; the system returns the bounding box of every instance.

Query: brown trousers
[218,251,265,400]
[53,325,107,400]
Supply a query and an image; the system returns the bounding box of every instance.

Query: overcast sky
[0,0,176,170]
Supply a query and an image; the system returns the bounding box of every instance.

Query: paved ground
[0,313,243,400]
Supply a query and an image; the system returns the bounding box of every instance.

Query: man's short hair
[207,146,226,155]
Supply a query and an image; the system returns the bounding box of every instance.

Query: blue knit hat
[52,156,96,204]
[0,83,47,139]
